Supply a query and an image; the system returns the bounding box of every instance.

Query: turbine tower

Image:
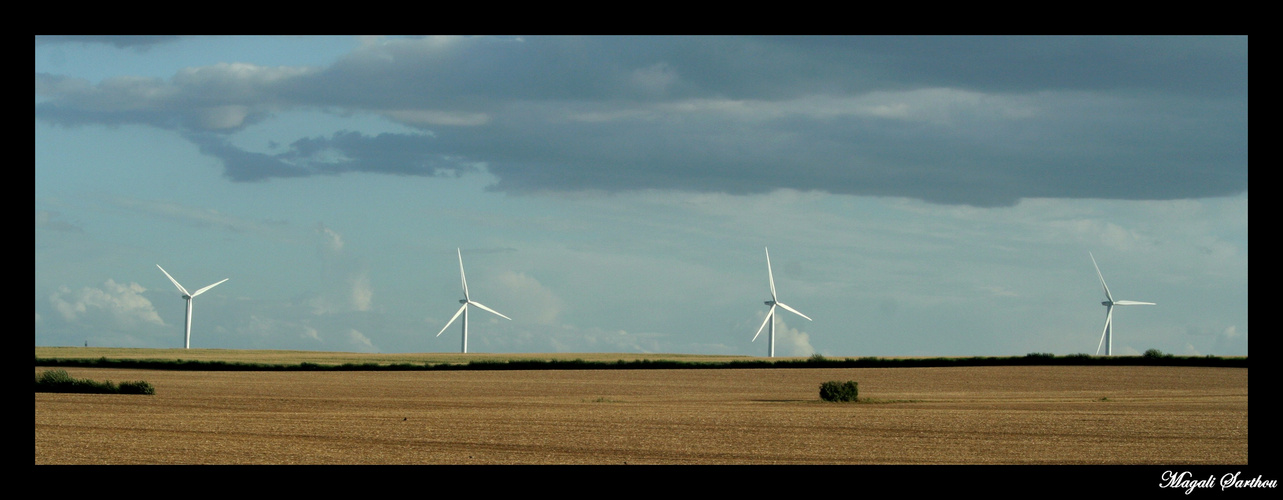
[752,247,812,357]
[156,264,228,349]
[436,248,511,353]
[1089,252,1155,356]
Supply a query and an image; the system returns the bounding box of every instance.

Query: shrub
[36,368,75,386]
[118,380,156,395]
[819,380,859,402]
[1143,348,1171,359]
[36,369,108,393]
[35,369,154,395]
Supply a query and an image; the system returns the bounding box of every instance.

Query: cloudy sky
[35,35,1247,356]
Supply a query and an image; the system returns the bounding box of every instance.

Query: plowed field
[35,365,1247,464]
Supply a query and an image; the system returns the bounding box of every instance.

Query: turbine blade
[156,264,190,296]
[190,278,229,298]
[469,300,512,321]
[1089,252,1113,303]
[752,305,776,342]
[437,304,468,337]
[1096,306,1112,355]
[775,302,813,322]
[1113,300,1156,306]
[765,247,776,301]
[458,248,470,301]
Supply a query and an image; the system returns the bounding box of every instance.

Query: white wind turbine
[436,248,511,353]
[156,264,228,349]
[752,247,812,357]
[1089,252,1155,356]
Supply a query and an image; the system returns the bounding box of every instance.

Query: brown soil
[34,365,1247,464]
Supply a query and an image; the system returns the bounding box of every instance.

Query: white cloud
[347,329,378,352]
[383,109,490,127]
[198,105,250,129]
[1222,325,1239,339]
[350,273,373,312]
[308,224,374,314]
[493,271,562,325]
[50,280,164,328]
[317,222,344,254]
[172,62,316,89]
[541,325,665,354]
[749,313,815,357]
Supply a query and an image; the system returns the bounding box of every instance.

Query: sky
[35,35,1248,357]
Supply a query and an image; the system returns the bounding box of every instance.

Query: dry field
[35,364,1247,464]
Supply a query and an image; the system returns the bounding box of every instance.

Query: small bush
[36,369,75,386]
[118,380,156,395]
[1143,348,1172,359]
[819,380,859,402]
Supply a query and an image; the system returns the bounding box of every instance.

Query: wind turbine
[436,248,511,353]
[156,264,228,349]
[752,247,812,357]
[1089,252,1155,356]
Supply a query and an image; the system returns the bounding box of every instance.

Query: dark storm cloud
[35,35,1247,206]
[36,35,183,50]
[183,132,313,181]
[184,131,476,182]
[446,90,1245,206]
[774,35,1248,97]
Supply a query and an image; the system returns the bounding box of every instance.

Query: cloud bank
[35,36,1247,207]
